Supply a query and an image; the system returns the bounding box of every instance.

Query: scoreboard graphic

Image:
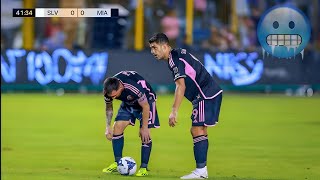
[13,8,119,17]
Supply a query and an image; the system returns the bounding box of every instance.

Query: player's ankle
[196,166,207,173]
[140,163,148,168]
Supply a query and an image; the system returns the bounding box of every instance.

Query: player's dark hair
[103,77,120,95]
[148,33,169,44]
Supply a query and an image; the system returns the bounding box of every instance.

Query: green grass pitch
[1,93,320,180]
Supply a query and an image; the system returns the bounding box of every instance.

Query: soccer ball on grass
[117,157,137,175]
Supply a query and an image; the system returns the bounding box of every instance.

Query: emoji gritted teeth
[257,6,311,59]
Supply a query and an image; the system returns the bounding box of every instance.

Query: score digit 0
[78,9,85,17]
[57,8,77,17]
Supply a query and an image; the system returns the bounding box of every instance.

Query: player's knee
[113,121,128,134]
[190,126,206,137]
[190,128,198,136]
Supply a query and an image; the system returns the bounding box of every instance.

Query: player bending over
[102,71,160,177]
[149,33,223,179]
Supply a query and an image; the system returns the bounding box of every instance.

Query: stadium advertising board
[1,49,108,86]
[1,49,319,91]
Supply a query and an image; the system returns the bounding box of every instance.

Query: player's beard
[154,54,162,60]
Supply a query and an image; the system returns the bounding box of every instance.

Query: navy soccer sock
[112,133,124,163]
[140,139,152,168]
[193,135,208,168]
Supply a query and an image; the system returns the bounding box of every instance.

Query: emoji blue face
[257,5,311,59]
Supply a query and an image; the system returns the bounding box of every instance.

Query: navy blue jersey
[104,71,157,108]
[168,48,222,102]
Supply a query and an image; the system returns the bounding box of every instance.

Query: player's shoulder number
[121,71,137,76]
[180,48,201,62]
[181,49,187,54]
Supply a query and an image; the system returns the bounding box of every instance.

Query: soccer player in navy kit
[149,33,223,179]
[102,71,160,177]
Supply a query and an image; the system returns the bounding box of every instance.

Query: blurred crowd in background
[1,0,320,52]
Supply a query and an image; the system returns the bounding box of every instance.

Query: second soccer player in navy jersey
[149,33,223,179]
[102,71,160,177]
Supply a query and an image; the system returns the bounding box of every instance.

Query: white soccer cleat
[180,167,208,179]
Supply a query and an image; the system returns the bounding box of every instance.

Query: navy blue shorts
[191,93,222,127]
[115,101,160,128]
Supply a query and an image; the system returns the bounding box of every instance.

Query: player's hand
[105,127,113,141]
[169,111,178,127]
[139,127,150,144]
